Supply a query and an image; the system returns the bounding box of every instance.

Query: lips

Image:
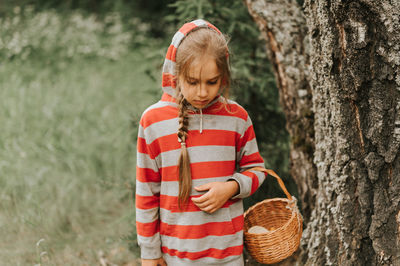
[194,100,209,105]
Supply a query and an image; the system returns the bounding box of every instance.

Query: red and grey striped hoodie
[135,19,267,265]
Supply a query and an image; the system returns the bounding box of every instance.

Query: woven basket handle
[247,167,293,201]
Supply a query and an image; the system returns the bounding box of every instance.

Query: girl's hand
[141,257,167,266]
[192,181,239,213]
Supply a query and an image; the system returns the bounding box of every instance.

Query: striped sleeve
[230,115,266,199]
[135,121,162,259]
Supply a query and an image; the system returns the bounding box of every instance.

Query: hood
[161,19,224,103]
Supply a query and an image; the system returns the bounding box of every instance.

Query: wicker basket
[243,167,303,264]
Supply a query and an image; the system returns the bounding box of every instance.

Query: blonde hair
[175,27,231,206]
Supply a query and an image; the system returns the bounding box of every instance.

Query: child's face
[179,56,222,109]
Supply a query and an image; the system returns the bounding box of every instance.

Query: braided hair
[176,93,191,206]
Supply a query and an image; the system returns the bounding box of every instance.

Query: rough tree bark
[244,0,400,265]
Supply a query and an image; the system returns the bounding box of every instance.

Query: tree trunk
[244,0,317,226]
[244,0,400,265]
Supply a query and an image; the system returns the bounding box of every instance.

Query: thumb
[194,182,213,191]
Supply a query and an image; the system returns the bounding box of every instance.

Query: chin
[191,100,209,108]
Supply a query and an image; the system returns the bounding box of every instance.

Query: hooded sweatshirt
[135,19,267,265]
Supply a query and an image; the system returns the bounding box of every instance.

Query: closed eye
[186,78,218,86]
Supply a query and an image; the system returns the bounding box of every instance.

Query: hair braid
[177,94,189,143]
[177,93,192,206]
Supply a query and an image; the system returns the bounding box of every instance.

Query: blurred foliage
[0,5,158,61]
[0,0,176,39]
[0,4,159,263]
[0,50,158,264]
[0,7,130,60]
[0,0,131,14]
[165,0,294,207]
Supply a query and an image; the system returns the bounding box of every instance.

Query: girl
[136,19,267,266]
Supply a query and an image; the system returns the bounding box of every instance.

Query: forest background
[0,0,297,264]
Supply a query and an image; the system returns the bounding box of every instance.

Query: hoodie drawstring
[200,109,203,134]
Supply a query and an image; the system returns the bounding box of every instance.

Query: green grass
[0,49,161,265]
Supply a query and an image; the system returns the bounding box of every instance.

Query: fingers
[192,198,219,213]
[194,201,221,214]
[191,182,227,213]
[191,187,213,204]
[197,204,216,213]
[203,206,217,213]
[191,194,208,204]
[192,198,211,209]
[194,183,212,192]
[192,190,213,213]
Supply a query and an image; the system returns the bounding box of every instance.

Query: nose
[197,83,208,98]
